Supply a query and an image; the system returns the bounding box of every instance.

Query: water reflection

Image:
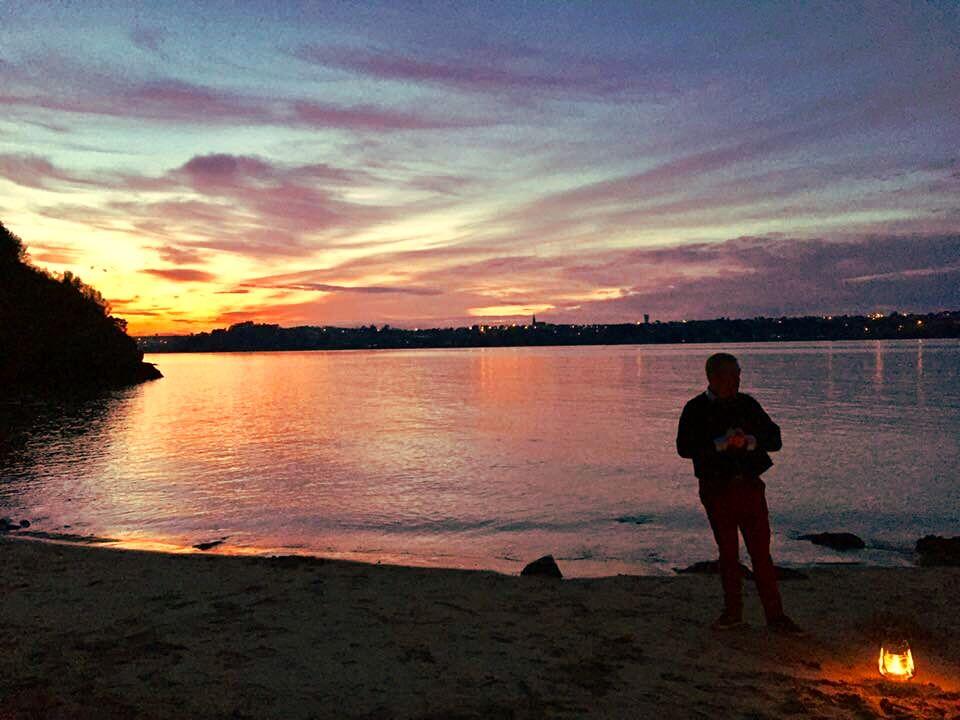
[0,388,137,529]
[0,339,957,577]
[873,340,884,388]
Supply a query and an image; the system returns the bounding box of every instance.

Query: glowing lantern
[878,640,915,681]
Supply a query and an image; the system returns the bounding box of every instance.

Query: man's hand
[727,431,747,450]
[714,427,757,452]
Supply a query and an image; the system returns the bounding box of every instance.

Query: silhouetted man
[676,353,802,634]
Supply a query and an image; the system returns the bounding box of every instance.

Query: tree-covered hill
[0,221,161,393]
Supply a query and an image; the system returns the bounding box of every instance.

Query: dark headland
[0,222,161,394]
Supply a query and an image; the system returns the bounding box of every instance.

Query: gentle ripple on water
[0,339,957,576]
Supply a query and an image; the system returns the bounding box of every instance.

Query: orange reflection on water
[3,340,959,577]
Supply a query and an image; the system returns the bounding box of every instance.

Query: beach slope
[1,538,957,719]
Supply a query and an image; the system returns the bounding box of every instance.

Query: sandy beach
[1,536,958,720]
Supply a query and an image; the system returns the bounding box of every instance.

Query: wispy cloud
[549,233,960,321]
[0,65,493,131]
[294,42,670,101]
[129,27,167,56]
[237,233,960,327]
[242,280,442,296]
[26,243,82,265]
[0,153,93,190]
[14,151,452,260]
[142,268,217,283]
[2,2,957,333]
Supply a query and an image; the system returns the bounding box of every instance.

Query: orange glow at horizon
[468,304,554,318]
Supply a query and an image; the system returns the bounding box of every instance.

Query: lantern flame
[878,643,915,680]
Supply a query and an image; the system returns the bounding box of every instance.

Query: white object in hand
[714,427,757,452]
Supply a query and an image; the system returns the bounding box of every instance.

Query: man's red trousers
[700,475,784,621]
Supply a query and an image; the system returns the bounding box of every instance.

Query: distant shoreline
[137,311,960,353]
[139,335,960,356]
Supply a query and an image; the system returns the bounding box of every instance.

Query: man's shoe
[768,614,805,636]
[711,611,744,630]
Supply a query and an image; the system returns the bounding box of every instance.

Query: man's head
[705,352,740,399]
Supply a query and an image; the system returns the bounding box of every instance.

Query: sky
[1,0,958,334]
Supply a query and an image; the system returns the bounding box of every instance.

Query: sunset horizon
[2,2,957,335]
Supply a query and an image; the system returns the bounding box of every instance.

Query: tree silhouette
[0,221,26,264]
[0,220,161,393]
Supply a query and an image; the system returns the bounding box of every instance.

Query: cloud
[241,280,442,296]
[0,153,93,190]
[231,232,960,328]
[0,68,494,131]
[129,27,167,56]
[453,123,959,257]
[155,244,206,265]
[24,151,442,259]
[547,233,960,321]
[294,42,679,101]
[289,100,485,131]
[142,268,217,283]
[26,243,81,264]
[179,153,274,180]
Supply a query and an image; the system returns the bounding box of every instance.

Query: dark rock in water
[674,560,807,580]
[915,535,960,566]
[0,517,28,532]
[615,514,652,525]
[193,539,225,551]
[798,532,865,551]
[521,555,563,579]
[135,362,163,382]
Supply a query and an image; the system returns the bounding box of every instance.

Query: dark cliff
[0,222,162,394]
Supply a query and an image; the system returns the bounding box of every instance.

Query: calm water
[1,340,958,577]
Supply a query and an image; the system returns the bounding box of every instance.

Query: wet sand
[1,536,958,719]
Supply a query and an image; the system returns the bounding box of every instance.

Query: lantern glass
[878,640,915,680]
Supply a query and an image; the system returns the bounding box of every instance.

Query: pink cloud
[0,153,93,190]
[0,69,493,131]
[225,233,960,328]
[290,100,488,131]
[25,152,431,259]
[546,234,960,321]
[240,280,442,296]
[27,243,81,264]
[155,244,206,265]
[142,268,217,282]
[294,42,673,100]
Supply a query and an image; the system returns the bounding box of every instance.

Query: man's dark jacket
[676,391,782,493]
